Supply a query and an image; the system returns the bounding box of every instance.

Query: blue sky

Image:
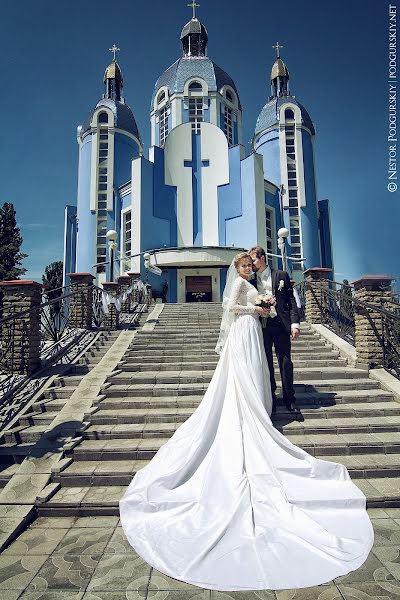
[0,0,398,285]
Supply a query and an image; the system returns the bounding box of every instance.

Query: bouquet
[254,294,277,317]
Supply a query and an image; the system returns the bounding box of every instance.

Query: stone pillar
[67,273,95,330]
[351,275,395,367]
[102,282,120,330]
[0,280,42,375]
[117,275,131,312]
[303,268,333,324]
[128,272,141,304]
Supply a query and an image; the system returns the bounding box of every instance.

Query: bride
[119,252,374,591]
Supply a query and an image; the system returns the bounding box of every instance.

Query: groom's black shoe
[284,401,304,421]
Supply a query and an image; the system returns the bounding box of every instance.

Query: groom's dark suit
[251,267,300,408]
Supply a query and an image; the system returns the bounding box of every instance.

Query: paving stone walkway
[0,510,399,599]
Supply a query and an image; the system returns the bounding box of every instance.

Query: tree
[0,202,28,281]
[42,261,64,319]
[42,260,63,292]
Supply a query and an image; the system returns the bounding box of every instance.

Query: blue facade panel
[217,145,242,244]
[63,205,77,287]
[76,135,96,272]
[318,199,334,275]
[300,132,321,269]
[225,153,259,247]
[152,147,177,246]
[255,130,281,188]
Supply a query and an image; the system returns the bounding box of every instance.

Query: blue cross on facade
[184,134,210,245]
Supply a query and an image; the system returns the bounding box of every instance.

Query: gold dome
[104,60,123,83]
[271,58,289,81]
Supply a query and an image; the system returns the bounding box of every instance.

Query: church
[63,4,334,303]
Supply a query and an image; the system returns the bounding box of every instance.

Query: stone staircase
[5,302,400,515]
[0,330,122,470]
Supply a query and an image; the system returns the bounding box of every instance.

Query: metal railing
[295,279,400,378]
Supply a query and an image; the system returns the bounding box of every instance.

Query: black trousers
[262,317,296,405]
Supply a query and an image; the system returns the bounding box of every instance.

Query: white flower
[278,279,285,291]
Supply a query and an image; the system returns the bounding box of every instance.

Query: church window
[224,105,234,146]
[189,81,202,91]
[98,112,109,123]
[158,91,166,104]
[159,104,169,147]
[226,90,233,103]
[285,109,295,120]
[265,207,277,268]
[189,98,203,133]
[124,211,132,259]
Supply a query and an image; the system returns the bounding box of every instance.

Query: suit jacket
[251,268,300,335]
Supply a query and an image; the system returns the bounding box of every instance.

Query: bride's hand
[255,306,270,316]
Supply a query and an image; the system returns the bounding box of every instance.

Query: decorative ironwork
[295,278,400,379]
[381,296,400,379]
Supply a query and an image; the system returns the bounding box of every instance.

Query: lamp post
[277,227,289,272]
[106,230,118,281]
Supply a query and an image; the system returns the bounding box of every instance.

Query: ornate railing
[294,279,400,379]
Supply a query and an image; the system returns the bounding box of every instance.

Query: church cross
[109,44,120,61]
[187,1,200,19]
[272,42,283,58]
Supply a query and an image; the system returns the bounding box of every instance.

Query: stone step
[34,399,67,412]
[102,379,380,397]
[36,479,398,514]
[94,391,396,411]
[125,347,341,358]
[106,367,369,386]
[54,376,86,387]
[117,358,348,371]
[84,413,400,436]
[53,453,400,487]
[128,341,330,351]
[43,387,78,399]
[69,433,400,462]
[19,412,59,426]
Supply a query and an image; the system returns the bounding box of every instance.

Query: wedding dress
[119,275,374,591]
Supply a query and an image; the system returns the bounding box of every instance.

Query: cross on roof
[272,42,283,58]
[187,0,200,19]
[109,44,120,61]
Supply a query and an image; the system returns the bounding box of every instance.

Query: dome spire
[180,2,208,57]
[270,42,290,99]
[104,44,123,102]
[187,0,200,19]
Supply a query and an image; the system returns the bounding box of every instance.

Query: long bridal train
[119,281,374,591]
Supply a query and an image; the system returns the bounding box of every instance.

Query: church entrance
[185,276,212,302]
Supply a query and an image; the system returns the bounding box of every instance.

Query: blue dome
[151,57,242,110]
[255,96,315,137]
[80,99,141,141]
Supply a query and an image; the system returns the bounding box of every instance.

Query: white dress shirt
[256,266,300,330]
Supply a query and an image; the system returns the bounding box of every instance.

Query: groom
[249,246,302,418]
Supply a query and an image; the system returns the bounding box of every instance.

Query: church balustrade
[296,273,400,379]
[0,280,98,406]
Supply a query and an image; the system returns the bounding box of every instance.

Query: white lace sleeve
[227,278,257,315]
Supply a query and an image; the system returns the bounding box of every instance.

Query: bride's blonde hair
[234,252,252,269]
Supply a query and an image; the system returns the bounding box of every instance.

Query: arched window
[157,91,165,104]
[98,112,109,124]
[188,81,202,91]
[226,90,233,103]
[285,108,295,120]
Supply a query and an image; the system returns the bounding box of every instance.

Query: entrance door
[185,276,212,302]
